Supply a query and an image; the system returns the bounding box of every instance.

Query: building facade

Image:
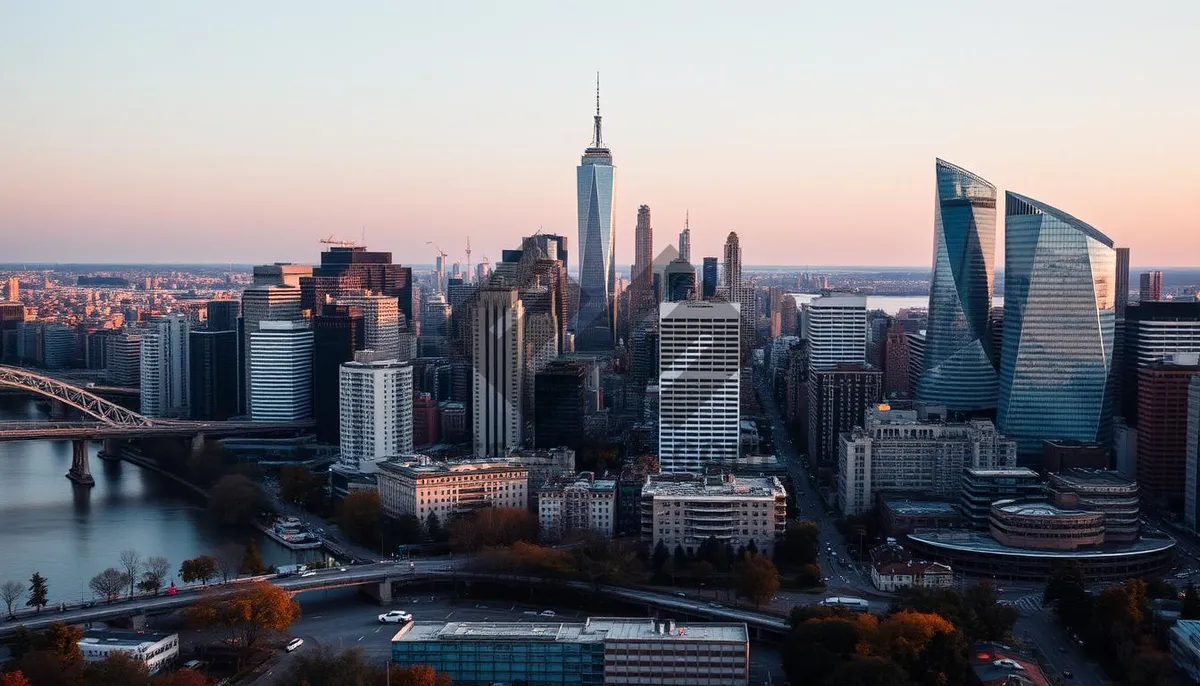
[188,328,238,420]
[538,472,617,540]
[239,284,303,413]
[958,467,1043,529]
[1136,356,1200,510]
[806,364,882,465]
[375,458,528,521]
[575,83,616,353]
[312,302,365,443]
[248,320,312,421]
[78,630,179,675]
[140,314,190,418]
[1140,270,1164,302]
[918,159,999,412]
[1047,468,1140,543]
[472,286,525,457]
[339,357,414,472]
[640,473,787,555]
[997,192,1116,459]
[988,499,1106,551]
[802,293,867,371]
[534,359,588,451]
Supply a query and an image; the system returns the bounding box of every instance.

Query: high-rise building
[1136,355,1200,511]
[0,302,23,363]
[722,232,742,292]
[252,263,313,287]
[105,329,141,386]
[534,359,588,450]
[240,285,303,413]
[1116,247,1131,319]
[413,391,440,447]
[301,246,414,322]
[1120,301,1200,425]
[42,325,75,369]
[338,293,401,360]
[472,286,525,457]
[678,216,691,263]
[629,205,656,326]
[312,303,364,443]
[806,363,882,465]
[721,232,758,354]
[575,78,616,353]
[997,192,1116,459]
[906,331,926,392]
[701,257,718,299]
[802,293,867,371]
[882,319,911,399]
[6,277,18,302]
[527,234,569,276]
[339,357,414,472]
[1185,375,1200,529]
[658,301,741,473]
[248,320,313,422]
[917,160,998,412]
[662,259,696,302]
[206,300,239,332]
[1140,271,1164,303]
[140,314,191,418]
[421,293,451,357]
[189,328,238,420]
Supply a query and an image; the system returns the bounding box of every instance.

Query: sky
[2,2,1198,268]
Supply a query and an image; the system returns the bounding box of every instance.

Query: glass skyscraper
[575,80,616,352]
[997,192,1117,457]
[917,159,998,412]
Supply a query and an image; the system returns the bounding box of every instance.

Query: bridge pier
[98,438,123,461]
[360,578,397,605]
[50,400,68,421]
[66,439,95,486]
[190,433,206,458]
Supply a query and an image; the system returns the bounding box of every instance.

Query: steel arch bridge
[0,366,154,428]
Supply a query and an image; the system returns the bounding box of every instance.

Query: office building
[301,245,414,322]
[5,277,18,302]
[509,447,578,498]
[1188,376,1200,530]
[1120,301,1200,424]
[473,287,525,457]
[440,401,468,444]
[575,80,616,353]
[958,468,1043,529]
[918,160,999,412]
[248,320,312,422]
[140,314,190,418]
[0,302,24,363]
[240,285,303,413]
[720,231,757,352]
[421,293,452,357]
[1140,270,1164,302]
[206,299,239,332]
[312,303,365,443]
[837,407,1017,515]
[391,617,749,686]
[882,319,911,399]
[722,231,741,293]
[1136,355,1200,510]
[802,293,867,371]
[42,324,76,369]
[413,392,441,446]
[338,356,413,472]
[253,263,312,287]
[538,472,617,540]
[189,328,238,420]
[806,363,882,465]
[105,329,141,386]
[662,259,696,302]
[1170,620,1200,685]
[1047,468,1140,543]
[534,359,588,451]
[522,309,560,433]
[78,629,179,675]
[640,473,787,556]
[376,457,528,520]
[997,192,1116,459]
[988,499,1106,551]
[702,257,718,299]
[338,292,401,360]
[1116,247,1130,319]
[658,301,741,473]
[527,233,569,276]
[678,219,691,263]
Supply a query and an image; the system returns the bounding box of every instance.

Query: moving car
[285,638,304,652]
[300,570,317,577]
[379,610,413,624]
[539,610,556,617]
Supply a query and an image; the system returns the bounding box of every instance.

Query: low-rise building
[1170,620,1200,684]
[988,499,1106,551]
[78,629,179,674]
[881,498,961,537]
[375,456,528,521]
[640,473,787,556]
[538,472,617,540]
[959,468,1043,529]
[391,617,749,686]
[1047,468,1141,543]
[508,447,576,502]
[868,540,953,591]
[968,643,1051,686]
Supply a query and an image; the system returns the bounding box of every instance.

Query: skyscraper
[339,357,414,472]
[722,232,742,292]
[6,277,19,302]
[658,301,741,473]
[105,329,141,386]
[240,285,303,413]
[189,327,238,420]
[678,215,691,263]
[802,293,867,371]
[1136,355,1200,510]
[473,286,525,457]
[338,293,401,360]
[575,77,616,352]
[917,159,999,412]
[312,303,364,443]
[663,259,697,302]
[882,319,911,399]
[1119,301,1200,425]
[630,205,656,325]
[301,246,414,323]
[701,257,719,299]
[997,192,1117,458]
[206,300,239,332]
[140,314,191,418]
[249,320,313,422]
[1115,247,1130,319]
[1140,271,1163,303]
[721,232,757,353]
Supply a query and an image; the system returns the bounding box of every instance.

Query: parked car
[378,610,413,624]
[285,638,304,652]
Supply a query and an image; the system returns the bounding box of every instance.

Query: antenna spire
[591,72,604,148]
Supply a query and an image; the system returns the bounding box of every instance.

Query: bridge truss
[0,366,154,428]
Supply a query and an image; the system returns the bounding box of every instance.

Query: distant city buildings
[1140,270,1164,302]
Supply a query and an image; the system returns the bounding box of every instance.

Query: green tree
[651,540,670,582]
[240,539,266,575]
[735,553,780,608]
[830,656,912,686]
[1043,561,1092,632]
[340,490,383,548]
[425,512,446,542]
[179,555,218,584]
[26,573,48,612]
[207,474,267,527]
[1184,583,1200,620]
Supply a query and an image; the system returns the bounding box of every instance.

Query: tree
[207,474,267,527]
[18,649,84,686]
[84,651,150,686]
[179,555,219,585]
[774,520,820,570]
[216,542,246,583]
[392,514,425,545]
[26,573,48,612]
[279,646,453,686]
[279,465,325,510]
[41,621,85,663]
[651,541,670,582]
[1043,561,1092,632]
[449,507,538,552]
[340,490,383,548]
[735,553,780,608]
[89,568,129,603]
[140,556,171,595]
[387,664,453,686]
[1,579,25,617]
[152,671,209,686]
[0,672,31,686]
[830,656,912,686]
[118,549,142,599]
[1184,583,1200,620]
[187,582,300,648]
[240,539,267,575]
[425,512,446,542]
[783,615,878,686]
[869,610,965,684]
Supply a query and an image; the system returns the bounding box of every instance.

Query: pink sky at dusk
[2,2,1197,268]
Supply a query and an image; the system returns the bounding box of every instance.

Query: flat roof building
[78,629,179,675]
[538,472,616,541]
[959,468,1043,529]
[640,473,787,556]
[375,457,528,521]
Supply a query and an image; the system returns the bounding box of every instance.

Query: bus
[820,596,870,612]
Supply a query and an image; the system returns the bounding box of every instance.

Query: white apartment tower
[339,357,414,473]
[248,320,313,421]
[473,287,525,457]
[140,314,190,418]
[802,293,868,371]
[658,301,741,473]
[240,285,303,411]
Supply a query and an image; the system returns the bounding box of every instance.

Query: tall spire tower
[678,212,691,263]
[575,74,617,352]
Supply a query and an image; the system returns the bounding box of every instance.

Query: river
[0,395,320,604]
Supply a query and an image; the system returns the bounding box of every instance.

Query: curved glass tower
[575,79,616,352]
[997,192,1117,458]
[918,160,999,411]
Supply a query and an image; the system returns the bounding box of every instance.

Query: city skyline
[3,3,1198,267]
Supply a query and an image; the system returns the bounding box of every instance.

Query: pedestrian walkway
[1000,594,1044,613]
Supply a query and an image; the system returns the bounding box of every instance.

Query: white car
[285,637,304,652]
[379,610,413,624]
[300,571,317,577]
[539,610,556,617]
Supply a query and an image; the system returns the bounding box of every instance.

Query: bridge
[0,365,312,485]
[0,561,791,641]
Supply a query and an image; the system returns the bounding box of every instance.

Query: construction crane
[319,235,357,248]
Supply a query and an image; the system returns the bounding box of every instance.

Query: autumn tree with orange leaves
[187,581,300,649]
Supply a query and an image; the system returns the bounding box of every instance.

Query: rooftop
[882,498,959,516]
[970,643,1050,686]
[642,474,786,499]
[909,531,1175,559]
[393,618,747,645]
[1049,468,1136,489]
[965,467,1041,478]
[377,457,528,478]
[79,629,174,649]
[992,499,1095,518]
